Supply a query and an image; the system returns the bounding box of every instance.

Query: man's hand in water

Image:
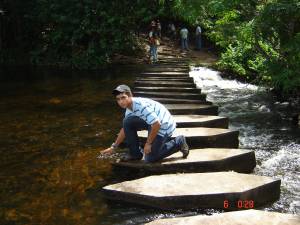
[99,147,114,155]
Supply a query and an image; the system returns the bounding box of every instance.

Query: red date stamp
[223,200,254,209]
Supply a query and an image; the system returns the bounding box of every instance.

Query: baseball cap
[112,84,131,95]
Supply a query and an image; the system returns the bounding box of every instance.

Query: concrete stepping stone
[113,148,256,173]
[146,209,300,225]
[134,81,195,88]
[102,172,281,210]
[158,59,188,63]
[134,86,201,94]
[164,104,218,115]
[147,64,188,69]
[134,91,206,100]
[150,97,212,105]
[174,115,228,128]
[136,77,194,82]
[140,72,189,77]
[138,127,239,148]
[144,68,188,73]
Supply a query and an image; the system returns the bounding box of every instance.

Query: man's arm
[144,121,161,154]
[100,128,125,155]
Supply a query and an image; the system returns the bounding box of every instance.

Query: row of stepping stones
[102,55,299,224]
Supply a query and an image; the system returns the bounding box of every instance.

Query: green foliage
[166,0,300,93]
[1,0,163,68]
[1,0,299,93]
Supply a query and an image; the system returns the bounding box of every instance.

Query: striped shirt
[125,97,176,137]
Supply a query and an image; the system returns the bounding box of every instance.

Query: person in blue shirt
[100,84,189,163]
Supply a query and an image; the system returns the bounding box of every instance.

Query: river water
[190,67,300,214]
[0,66,299,225]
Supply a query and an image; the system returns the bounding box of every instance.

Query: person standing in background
[156,19,162,38]
[148,21,159,63]
[180,27,189,51]
[170,23,176,40]
[195,25,202,50]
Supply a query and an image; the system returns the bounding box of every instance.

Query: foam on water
[190,67,258,91]
[190,66,300,214]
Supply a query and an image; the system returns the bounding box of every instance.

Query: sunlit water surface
[0,65,299,225]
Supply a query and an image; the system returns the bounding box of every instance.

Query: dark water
[0,65,299,225]
[0,65,148,225]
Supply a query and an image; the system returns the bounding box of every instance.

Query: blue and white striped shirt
[125,97,176,137]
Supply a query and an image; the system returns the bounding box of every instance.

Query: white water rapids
[190,66,300,214]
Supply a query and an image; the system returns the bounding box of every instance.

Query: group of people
[99,22,205,162]
[179,25,202,51]
[148,20,203,63]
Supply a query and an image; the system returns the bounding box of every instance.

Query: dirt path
[158,36,218,66]
[112,35,218,67]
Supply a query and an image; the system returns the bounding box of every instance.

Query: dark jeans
[195,35,202,49]
[181,38,188,50]
[123,116,184,163]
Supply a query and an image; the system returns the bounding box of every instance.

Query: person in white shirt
[195,25,202,50]
[180,27,189,51]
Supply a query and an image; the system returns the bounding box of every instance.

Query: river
[0,66,299,225]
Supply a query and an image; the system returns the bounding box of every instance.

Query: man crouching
[100,84,189,163]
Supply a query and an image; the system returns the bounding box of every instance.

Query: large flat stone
[174,115,228,128]
[134,81,195,88]
[165,104,218,115]
[134,91,207,100]
[144,68,188,73]
[113,148,256,173]
[134,86,201,94]
[158,59,188,65]
[157,59,188,63]
[135,77,194,82]
[140,72,189,77]
[102,172,281,210]
[150,97,212,105]
[146,64,189,69]
[138,127,239,148]
[146,210,300,225]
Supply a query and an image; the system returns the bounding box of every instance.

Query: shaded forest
[0,0,299,94]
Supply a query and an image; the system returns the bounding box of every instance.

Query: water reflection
[0,65,141,224]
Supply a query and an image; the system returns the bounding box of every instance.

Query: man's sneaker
[180,136,189,158]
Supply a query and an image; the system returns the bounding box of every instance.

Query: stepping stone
[174,115,228,128]
[144,68,188,73]
[158,59,188,63]
[113,148,256,173]
[146,209,300,225]
[164,104,218,115]
[146,64,188,68]
[150,97,212,105]
[155,63,188,67]
[136,77,194,82]
[140,72,189,77]
[134,81,195,88]
[138,127,239,148]
[134,91,206,100]
[102,172,281,210]
[134,87,201,94]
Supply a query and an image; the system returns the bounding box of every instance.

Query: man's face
[115,92,131,109]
